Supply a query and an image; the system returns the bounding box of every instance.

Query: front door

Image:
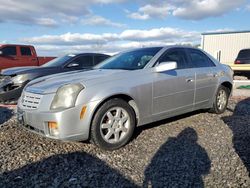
[0,46,18,70]
[152,48,195,118]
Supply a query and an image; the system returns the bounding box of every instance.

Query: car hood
[25,69,128,94]
[1,66,59,76]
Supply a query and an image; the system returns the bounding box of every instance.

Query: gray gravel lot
[0,98,249,187]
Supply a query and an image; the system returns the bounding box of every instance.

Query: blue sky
[0,0,250,55]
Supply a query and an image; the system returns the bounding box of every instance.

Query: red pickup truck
[0,44,55,70]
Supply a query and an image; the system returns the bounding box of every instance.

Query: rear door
[186,48,219,109]
[152,48,195,117]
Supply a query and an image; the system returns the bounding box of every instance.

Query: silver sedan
[17,46,233,150]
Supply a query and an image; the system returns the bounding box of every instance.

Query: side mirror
[0,51,3,56]
[155,61,177,73]
[67,63,79,68]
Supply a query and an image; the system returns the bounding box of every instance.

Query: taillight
[235,60,241,64]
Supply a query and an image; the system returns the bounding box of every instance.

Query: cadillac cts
[17,46,233,150]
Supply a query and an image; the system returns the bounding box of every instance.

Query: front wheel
[210,85,230,114]
[90,98,136,150]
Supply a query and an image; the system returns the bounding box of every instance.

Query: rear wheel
[210,85,229,114]
[90,98,136,150]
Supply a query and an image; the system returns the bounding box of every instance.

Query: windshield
[42,55,75,67]
[95,47,162,70]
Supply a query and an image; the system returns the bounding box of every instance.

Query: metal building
[201,30,250,65]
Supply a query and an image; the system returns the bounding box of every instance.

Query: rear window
[94,55,109,65]
[237,49,250,59]
[188,49,215,68]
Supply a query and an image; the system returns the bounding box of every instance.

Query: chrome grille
[21,92,42,109]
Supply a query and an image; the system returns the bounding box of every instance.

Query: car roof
[0,44,33,47]
[119,45,201,55]
[129,45,200,51]
[72,53,110,56]
[238,48,250,52]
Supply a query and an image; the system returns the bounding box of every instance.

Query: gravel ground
[0,97,250,187]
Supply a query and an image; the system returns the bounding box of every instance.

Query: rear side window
[20,47,32,56]
[158,48,188,69]
[188,49,215,68]
[94,55,109,65]
[237,49,250,59]
[1,46,17,56]
[71,56,93,68]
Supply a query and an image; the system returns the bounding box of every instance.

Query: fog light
[48,122,59,137]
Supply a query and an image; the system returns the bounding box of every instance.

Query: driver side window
[158,48,188,69]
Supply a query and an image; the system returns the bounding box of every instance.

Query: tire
[90,98,136,150]
[210,85,230,114]
[246,73,250,80]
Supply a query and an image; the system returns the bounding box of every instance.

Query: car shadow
[0,106,13,125]
[222,97,250,176]
[143,127,211,187]
[134,110,205,140]
[0,151,138,188]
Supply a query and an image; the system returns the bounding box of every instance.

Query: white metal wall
[202,32,250,65]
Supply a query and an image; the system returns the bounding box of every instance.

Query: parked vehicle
[231,49,250,76]
[0,44,56,70]
[0,53,110,103]
[17,46,233,150]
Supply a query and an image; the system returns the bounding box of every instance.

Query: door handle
[186,78,194,83]
[207,73,218,77]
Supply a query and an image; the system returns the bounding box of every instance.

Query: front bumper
[0,85,24,103]
[0,75,27,103]
[17,100,100,142]
[230,64,250,72]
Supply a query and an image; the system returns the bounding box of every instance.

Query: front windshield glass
[95,47,162,70]
[42,55,75,67]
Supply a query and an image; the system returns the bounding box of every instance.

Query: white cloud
[205,28,233,33]
[35,40,196,56]
[128,0,246,20]
[127,4,171,20]
[128,12,150,20]
[0,0,126,26]
[35,18,58,27]
[22,27,199,44]
[120,27,198,41]
[0,0,246,26]
[246,4,250,10]
[20,27,200,55]
[82,15,126,28]
[173,0,245,20]
[22,32,119,45]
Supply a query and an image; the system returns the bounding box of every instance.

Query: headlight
[50,83,84,110]
[12,74,29,84]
